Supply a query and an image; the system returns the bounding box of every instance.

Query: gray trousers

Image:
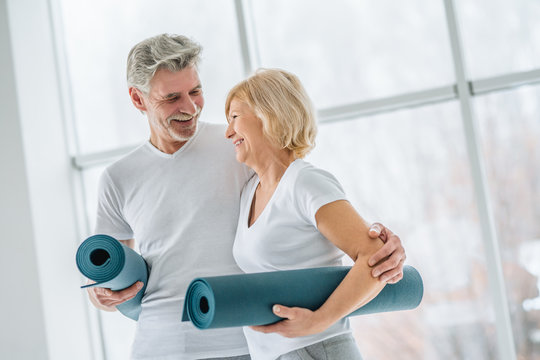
[203,333,361,360]
[278,333,363,360]
[202,355,251,360]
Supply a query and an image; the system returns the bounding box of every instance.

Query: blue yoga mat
[76,234,148,320]
[182,265,423,329]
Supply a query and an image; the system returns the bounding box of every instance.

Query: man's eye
[191,89,202,96]
[168,97,178,102]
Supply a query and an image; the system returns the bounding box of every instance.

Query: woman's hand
[250,305,332,338]
[367,223,406,284]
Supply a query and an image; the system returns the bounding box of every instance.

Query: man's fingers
[102,290,139,306]
[118,281,143,296]
[384,266,405,284]
[368,223,383,238]
[378,261,404,283]
[368,241,395,266]
[384,271,404,284]
[112,281,143,300]
[97,291,139,307]
[94,281,143,303]
[366,223,406,283]
[94,287,112,297]
[116,290,139,303]
[371,251,402,278]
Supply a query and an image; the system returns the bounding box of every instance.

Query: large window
[52,0,540,359]
[457,0,540,78]
[251,0,454,107]
[308,102,497,359]
[475,85,540,359]
[58,0,245,154]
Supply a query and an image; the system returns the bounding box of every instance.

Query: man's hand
[86,281,144,312]
[367,223,406,284]
[250,305,330,338]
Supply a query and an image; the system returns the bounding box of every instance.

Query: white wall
[0,1,49,358]
[1,0,95,358]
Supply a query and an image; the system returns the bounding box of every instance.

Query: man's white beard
[167,106,201,142]
[168,122,197,142]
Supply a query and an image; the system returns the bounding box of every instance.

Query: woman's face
[225,99,270,166]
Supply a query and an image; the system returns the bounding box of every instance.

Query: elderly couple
[87,34,407,360]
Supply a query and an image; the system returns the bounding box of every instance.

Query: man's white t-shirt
[233,159,351,360]
[95,122,253,359]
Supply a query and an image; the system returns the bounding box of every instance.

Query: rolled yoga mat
[182,265,422,329]
[76,234,149,321]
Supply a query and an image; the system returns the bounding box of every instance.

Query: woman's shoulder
[292,160,340,186]
[289,160,344,200]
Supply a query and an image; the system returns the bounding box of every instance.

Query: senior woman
[224,68,392,360]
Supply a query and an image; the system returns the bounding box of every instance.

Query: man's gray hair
[126,34,202,94]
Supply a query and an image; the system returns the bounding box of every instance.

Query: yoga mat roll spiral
[76,234,149,320]
[182,265,423,329]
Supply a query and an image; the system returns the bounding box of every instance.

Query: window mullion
[443,1,517,359]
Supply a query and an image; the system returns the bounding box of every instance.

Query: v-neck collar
[246,159,301,229]
[145,122,205,159]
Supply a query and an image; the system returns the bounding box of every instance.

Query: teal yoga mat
[182,265,422,329]
[76,234,148,320]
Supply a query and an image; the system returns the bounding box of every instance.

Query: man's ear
[129,87,147,113]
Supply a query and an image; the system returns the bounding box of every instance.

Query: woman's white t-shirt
[233,159,351,360]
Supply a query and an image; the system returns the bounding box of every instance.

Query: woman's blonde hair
[225,68,317,159]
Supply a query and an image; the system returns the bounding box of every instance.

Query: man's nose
[178,95,197,115]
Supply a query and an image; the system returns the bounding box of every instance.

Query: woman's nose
[225,121,235,139]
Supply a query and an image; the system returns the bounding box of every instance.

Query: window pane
[252,0,454,108]
[58,0,244,154]
[476,85,540,360]
[457,0,540,79]
[306,102,499,359]
[82,165,104,232]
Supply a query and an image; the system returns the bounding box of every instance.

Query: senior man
[86,33,406,360]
